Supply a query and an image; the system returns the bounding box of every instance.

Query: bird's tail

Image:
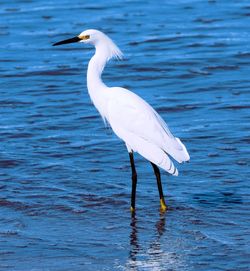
[163,137,190,164]
[160,154,179,176]
[128,137,179,176]
[174,137,190,162]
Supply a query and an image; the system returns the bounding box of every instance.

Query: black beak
[53,36,81,46]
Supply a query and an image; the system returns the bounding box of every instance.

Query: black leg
[129,152,137,213]
[151,163,167,211]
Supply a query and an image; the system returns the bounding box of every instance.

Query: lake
[0,0,250,270]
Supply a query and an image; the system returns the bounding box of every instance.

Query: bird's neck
[87,47,108,92]
[87,45,110,121]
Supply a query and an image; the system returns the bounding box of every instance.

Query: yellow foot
[160,198,167,212]
[130,206,135,213]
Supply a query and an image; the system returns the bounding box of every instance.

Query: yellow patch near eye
[79,34,90,40]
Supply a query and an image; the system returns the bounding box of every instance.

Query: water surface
[0,0,250,270]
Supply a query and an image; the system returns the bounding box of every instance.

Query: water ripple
[0,0,250,270]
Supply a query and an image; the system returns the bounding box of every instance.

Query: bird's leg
[151,163,167,212]
[129,152,137,213]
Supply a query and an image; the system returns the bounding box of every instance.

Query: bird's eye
[83,35,90,40]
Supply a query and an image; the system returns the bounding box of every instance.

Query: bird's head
[53,29,123,60]
[52,29,97,46]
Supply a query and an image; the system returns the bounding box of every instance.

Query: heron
[53,29,190,212]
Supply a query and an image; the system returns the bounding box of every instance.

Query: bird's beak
[53,36,81,46]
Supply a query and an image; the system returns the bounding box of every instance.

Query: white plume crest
[91,30,123,61]
[103,34,123,61]
[79,29,123,61]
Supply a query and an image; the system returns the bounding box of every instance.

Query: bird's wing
[107,87,190,164]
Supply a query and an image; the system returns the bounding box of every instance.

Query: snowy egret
[53,29,190,212]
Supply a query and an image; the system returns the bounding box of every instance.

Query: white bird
[53,29,190,212]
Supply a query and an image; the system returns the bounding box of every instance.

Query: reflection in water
[129,214,140,265]
[1,0,249,269]
[147,214,166,269]
[155,213,166,237]
[128,212,166,270]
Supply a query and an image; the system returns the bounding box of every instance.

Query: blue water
[1,0,250,270]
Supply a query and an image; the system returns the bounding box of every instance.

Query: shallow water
[1,0,250,270]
